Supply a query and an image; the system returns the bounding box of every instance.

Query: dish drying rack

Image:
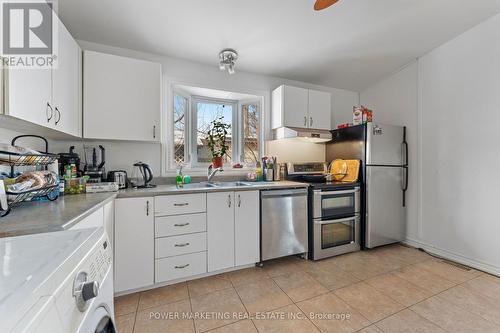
[0,135,60,218]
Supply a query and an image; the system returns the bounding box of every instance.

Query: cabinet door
[283,85,309,128]
[83,51,161,141]
[4,67,52,126]
[308,90,331,130]
[114,197,154,292]
[52,18,81,137]
[234,191,260,266]
[207,192,235,272]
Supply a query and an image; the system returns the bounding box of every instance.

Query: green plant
[207,117,231,158]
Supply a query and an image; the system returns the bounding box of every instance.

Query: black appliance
[58,146,81,176]
[84,145,106,183]
[131,162,155,188]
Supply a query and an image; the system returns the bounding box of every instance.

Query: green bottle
[176,166,184,188]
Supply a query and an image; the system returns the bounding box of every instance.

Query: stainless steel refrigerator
[326,123,408,248]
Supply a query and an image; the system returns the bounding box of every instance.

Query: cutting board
[329,159,360,183]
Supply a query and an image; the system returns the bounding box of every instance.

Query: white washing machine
[0,227,115,333]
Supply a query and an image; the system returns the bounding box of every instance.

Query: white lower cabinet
[208,191,260,272]
[114,197,154,293]
[156,252,206,282]
[235,191,260,266]
[155,233,207,258]
[207,192,235,272]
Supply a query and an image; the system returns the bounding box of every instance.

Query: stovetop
[286,174,360,190]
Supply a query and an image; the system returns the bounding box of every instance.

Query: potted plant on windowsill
[207,117,231,169]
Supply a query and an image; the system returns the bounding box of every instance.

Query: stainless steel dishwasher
[260,188,308,261]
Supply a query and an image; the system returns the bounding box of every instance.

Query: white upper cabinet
[272,85,331,130]
[51,17,82,137]
[1,10,81,137]
[308,89,331,130]
[83,51,161,142]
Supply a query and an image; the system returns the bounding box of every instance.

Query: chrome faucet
[207,165,223,182]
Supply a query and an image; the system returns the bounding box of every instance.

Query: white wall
[48,40,359,174]
[359,12,500,275]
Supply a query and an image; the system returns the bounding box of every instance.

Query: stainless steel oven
[312,186,360,260]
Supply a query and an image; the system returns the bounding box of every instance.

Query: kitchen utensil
[130,162,155,188]
[107,170,128,189]
[58,146,81,175]
[83,145,106,183]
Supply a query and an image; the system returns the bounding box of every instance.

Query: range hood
[273,127,332,143]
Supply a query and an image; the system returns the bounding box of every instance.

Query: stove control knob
[81,281,100,302]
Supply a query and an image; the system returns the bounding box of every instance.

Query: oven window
[321,194,355,218]
[321,220,355,249]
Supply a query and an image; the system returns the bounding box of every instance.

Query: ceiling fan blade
[314,0,340,11]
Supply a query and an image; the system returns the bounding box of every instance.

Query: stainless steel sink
[180,182,218,189]
[214,181,253,187]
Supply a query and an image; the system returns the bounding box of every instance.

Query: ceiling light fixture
[219,48,238,75]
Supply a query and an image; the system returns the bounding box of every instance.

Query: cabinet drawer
[155,252,206,283]
[155,213,206,237]
[155,194,206,216]
[155,233,206,258]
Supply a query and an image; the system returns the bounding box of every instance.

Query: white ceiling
[59,0,500,91]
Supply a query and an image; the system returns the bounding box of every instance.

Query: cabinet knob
[303,116,307,126]
[238,194,241,207]
[228,194,232,208]
[146,201,150,216]
[310,117,313,126]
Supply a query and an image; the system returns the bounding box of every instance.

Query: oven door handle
[314,215,359,225]
[314,188,359,196]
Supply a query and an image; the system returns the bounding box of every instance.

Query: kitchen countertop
[0,192,116,238]
[116,180,309,198]
[0,181,308,238]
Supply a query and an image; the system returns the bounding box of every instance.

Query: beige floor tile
[415,259,482,284]
[305,265,360,290]
[235,277,292,315]
[207,320,257,333]
[210,319,258,333]
[226,267,269,286]
[439,284,500,326]
[273,271,329,302]
[393,264,456,294]
[334,282,405,322]
[138,282,189,311]
[365,273,433,307]
[330,254,392,280]
[262,257,303,278]
[465,274,500,300]
[252,304,320,333]
[375,309,447,333]
[115,313,136,333]
[368,245,431,265]
[357,326,384,333]
[115,293,140,316]
[188,274,233,298]
[190,288,247,332]
[296,292,370,333]
[134,299,194,333]
[410,295,500,333]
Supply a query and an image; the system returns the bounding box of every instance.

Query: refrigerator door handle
[402,141,409,167]
[401,166,408,207]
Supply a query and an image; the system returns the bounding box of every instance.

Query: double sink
[179,181,254,190]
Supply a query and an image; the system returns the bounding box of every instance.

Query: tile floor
[114,244,500,333]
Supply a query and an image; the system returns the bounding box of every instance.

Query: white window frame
[190,96,238,168]
[172,90,191,167]
[167,84,266,174]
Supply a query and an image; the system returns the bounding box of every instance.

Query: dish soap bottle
[176,165,184,188]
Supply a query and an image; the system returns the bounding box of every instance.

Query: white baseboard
[403,238,500,277]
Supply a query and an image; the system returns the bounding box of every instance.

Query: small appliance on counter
[107,170,128,189]
[130,162,156,188]
[83,145,106,183]
[58,146,81,176]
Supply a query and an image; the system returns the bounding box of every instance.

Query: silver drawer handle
[174,203,189,207]
[174,223,190,227]
[174,243,190,247]
[174,264,190,269]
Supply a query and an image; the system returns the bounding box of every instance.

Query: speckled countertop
[0,181,308,238]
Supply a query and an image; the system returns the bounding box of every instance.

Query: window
[171,88,262,169]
